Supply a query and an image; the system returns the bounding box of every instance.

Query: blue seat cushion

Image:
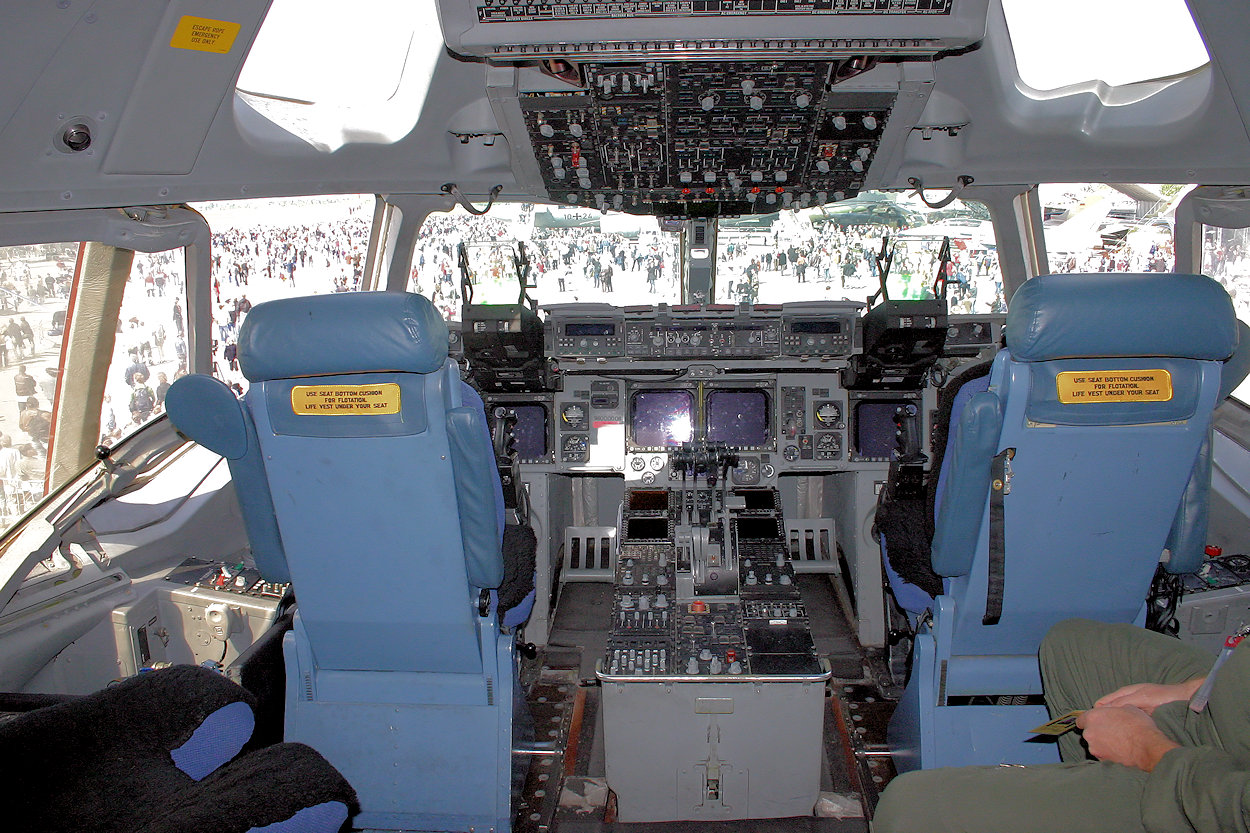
[1007,273,1236,362]
[238,292,449,382]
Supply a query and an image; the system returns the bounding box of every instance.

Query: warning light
[750,186,760,193]
[682,188,691,195]
[690,600,708,614]
[775,187,784,193]
[705,187,715,194]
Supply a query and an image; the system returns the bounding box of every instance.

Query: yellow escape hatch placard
[291,384,401,415]
[169,16,241,54]
[1056,370,1173,404]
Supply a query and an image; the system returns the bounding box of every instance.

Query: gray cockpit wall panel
[0,1,1247,214]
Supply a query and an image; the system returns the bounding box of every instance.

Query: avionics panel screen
[626,517,670,540]
[790,320,842,334]
[706,389,770,447]
[630,390,694,447]
[629,490,669,511]
[511,405,548,458]
[736,517,781,540]
[565,322,616,336]
[854,401,904,458]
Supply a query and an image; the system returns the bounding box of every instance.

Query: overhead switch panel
[522,61,896,216]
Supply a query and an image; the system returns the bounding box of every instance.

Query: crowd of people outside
[0,245,73,524]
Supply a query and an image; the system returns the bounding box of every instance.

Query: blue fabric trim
[931,391,1003,577]
[448,404,505,589]
[502,588,536,629]
[459,383,507,539]
[168,373,291,583]
[170,700,254,781]
[246,801,349,833]
[1165,431,1212,574]
[933,374,991,515]
[881,539,935,622]
[1007,273,1236,361]
[239,292,448,382]
[1220,319,1250,400]
[167,375,248,460]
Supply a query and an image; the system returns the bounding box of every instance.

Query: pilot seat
[167,292,516,832]
[888,273,1240,772]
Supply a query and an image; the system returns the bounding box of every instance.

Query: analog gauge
[815,402,841,428]
[732,457,760,486]
[630,457,646,471]
[761,463,776,479]
[641,472,656,486]
[817,433,841,456]
[649,455,665,471]
[561,403,587,430]
[783,445,800,462]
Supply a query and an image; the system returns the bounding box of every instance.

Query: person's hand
[1094,679,1205,715]
[1076,706,1179,772]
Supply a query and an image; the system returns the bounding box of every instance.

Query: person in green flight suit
[874,618,1249,833]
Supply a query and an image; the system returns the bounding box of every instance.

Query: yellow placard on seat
[169,16,241,54]
[1056,370,1173,404]
[291,384,401,415]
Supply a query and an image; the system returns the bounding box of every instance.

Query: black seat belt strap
[984,448,1014,626]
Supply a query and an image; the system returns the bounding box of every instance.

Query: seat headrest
[238,292,448,382]
[1006,273,1237,362]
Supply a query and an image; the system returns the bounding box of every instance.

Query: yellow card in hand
[1031,710,1084,736]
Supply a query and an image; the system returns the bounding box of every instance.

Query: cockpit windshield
[411,191,1003,318]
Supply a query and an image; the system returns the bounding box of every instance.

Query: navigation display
[854,401,902,458]
[512,404,548,459]
[630,390,695,447]
[706,389,770,448]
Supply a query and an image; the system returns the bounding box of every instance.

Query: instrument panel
[544,301,861,359]
[481,304,1003,480]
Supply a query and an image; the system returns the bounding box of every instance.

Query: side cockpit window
[1041,183,1182,277]
[0,243,74,531]
[103,249,188,446]
[1202,224,1250,403]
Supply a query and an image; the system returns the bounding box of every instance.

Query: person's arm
[1094,678,1206,714]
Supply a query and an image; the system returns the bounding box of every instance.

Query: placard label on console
[1056,370,1172,404]
[291,384,402,415]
